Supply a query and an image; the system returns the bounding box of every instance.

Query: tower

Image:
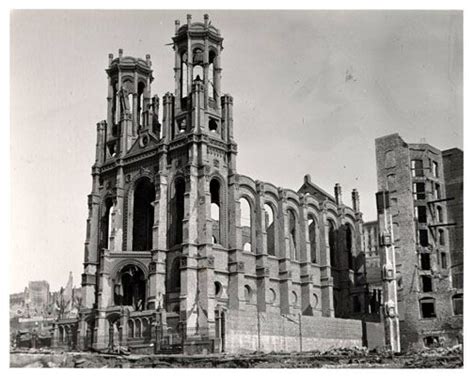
[78,14,237,352]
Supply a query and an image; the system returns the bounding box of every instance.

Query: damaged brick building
[52,15,384,354]
[374,134,463,350]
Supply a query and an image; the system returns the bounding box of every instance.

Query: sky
[10,10,463,293]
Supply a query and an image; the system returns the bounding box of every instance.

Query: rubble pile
[10,345,463,368]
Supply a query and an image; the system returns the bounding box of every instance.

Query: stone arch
[112,263,147,310]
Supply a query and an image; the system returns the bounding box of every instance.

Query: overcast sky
[10,10,462,293]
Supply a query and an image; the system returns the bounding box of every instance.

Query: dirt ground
[10,345,463,368]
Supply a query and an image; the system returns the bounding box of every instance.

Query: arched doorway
[114,264,146,311]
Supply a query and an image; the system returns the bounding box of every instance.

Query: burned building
[374,133,463,350]
[52,15,383,354]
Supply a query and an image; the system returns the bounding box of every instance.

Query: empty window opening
[432,161,439,178]
[308,216,318,263]
[452,294,463,315]
[328,221,337,267]
[420,298,436,318]
[434,183,441,200]
[421,275,433,292]
[209,118,218,133]
[112,81,118,124]
[101,198,114,249]
[419,229,429,247]
[288,209,298,260]
[215,281,222,298]
[114,265,146,310]
[210,179,221,245]
[416,206,427,223]
[180,52,188,98]
[438,229,445,246]
[411,159,424,177]
[413,182,426,200]
[193,64,203,82]
[437,206,443,222]
[420,253,431,270]
[244,285,252,303]
[240,197,252,252]
[173,178,185,246]
[346,224,353,270]
[440,252,448,269]
[137,81,145,127]
[208,51,216,98]
[132,178,155,252]
[264,204,275,256]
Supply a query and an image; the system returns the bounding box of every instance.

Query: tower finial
[187,14,192,26]
[175,19,180,33]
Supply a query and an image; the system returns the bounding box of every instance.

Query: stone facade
[374,133,463,350]
[52,15,381,354]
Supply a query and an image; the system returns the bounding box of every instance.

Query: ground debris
[10,344,463,368]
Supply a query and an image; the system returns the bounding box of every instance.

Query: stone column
[227,174,245,310]
[82,168,101,308]
[255,181,269,312]
[148,173,168,310]
[180,163,200,337]
[277,188,291,315]
[320,203,334,317]
[195,168,215,339]
[298,193,313,315]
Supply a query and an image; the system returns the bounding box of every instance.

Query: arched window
[173,178,185,246]
[240,197,252,252]
[209,118,218,133]
[328,220,337,267]
[288,209,298,260]
[132,178,155,252]
[137,81,145,127]
[208,50,216,98]
[193,65,203,82]
[210,179,221,244]
[135,319,142,338]
[244,285,252,303]
[181,51,188,98]
[308,215,318,263]
[215,281,222,298]
[101,198,114,250]
[115,265,146,310]
[264,203,275,256]
[345,224,353,270]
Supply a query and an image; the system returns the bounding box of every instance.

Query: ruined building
[374,134,463,349]
[52,15,383,354]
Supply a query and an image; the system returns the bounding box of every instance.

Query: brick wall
[225,310,364,353]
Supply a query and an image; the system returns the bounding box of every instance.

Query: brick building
[374,133,463,350]
[52,15,383,354]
